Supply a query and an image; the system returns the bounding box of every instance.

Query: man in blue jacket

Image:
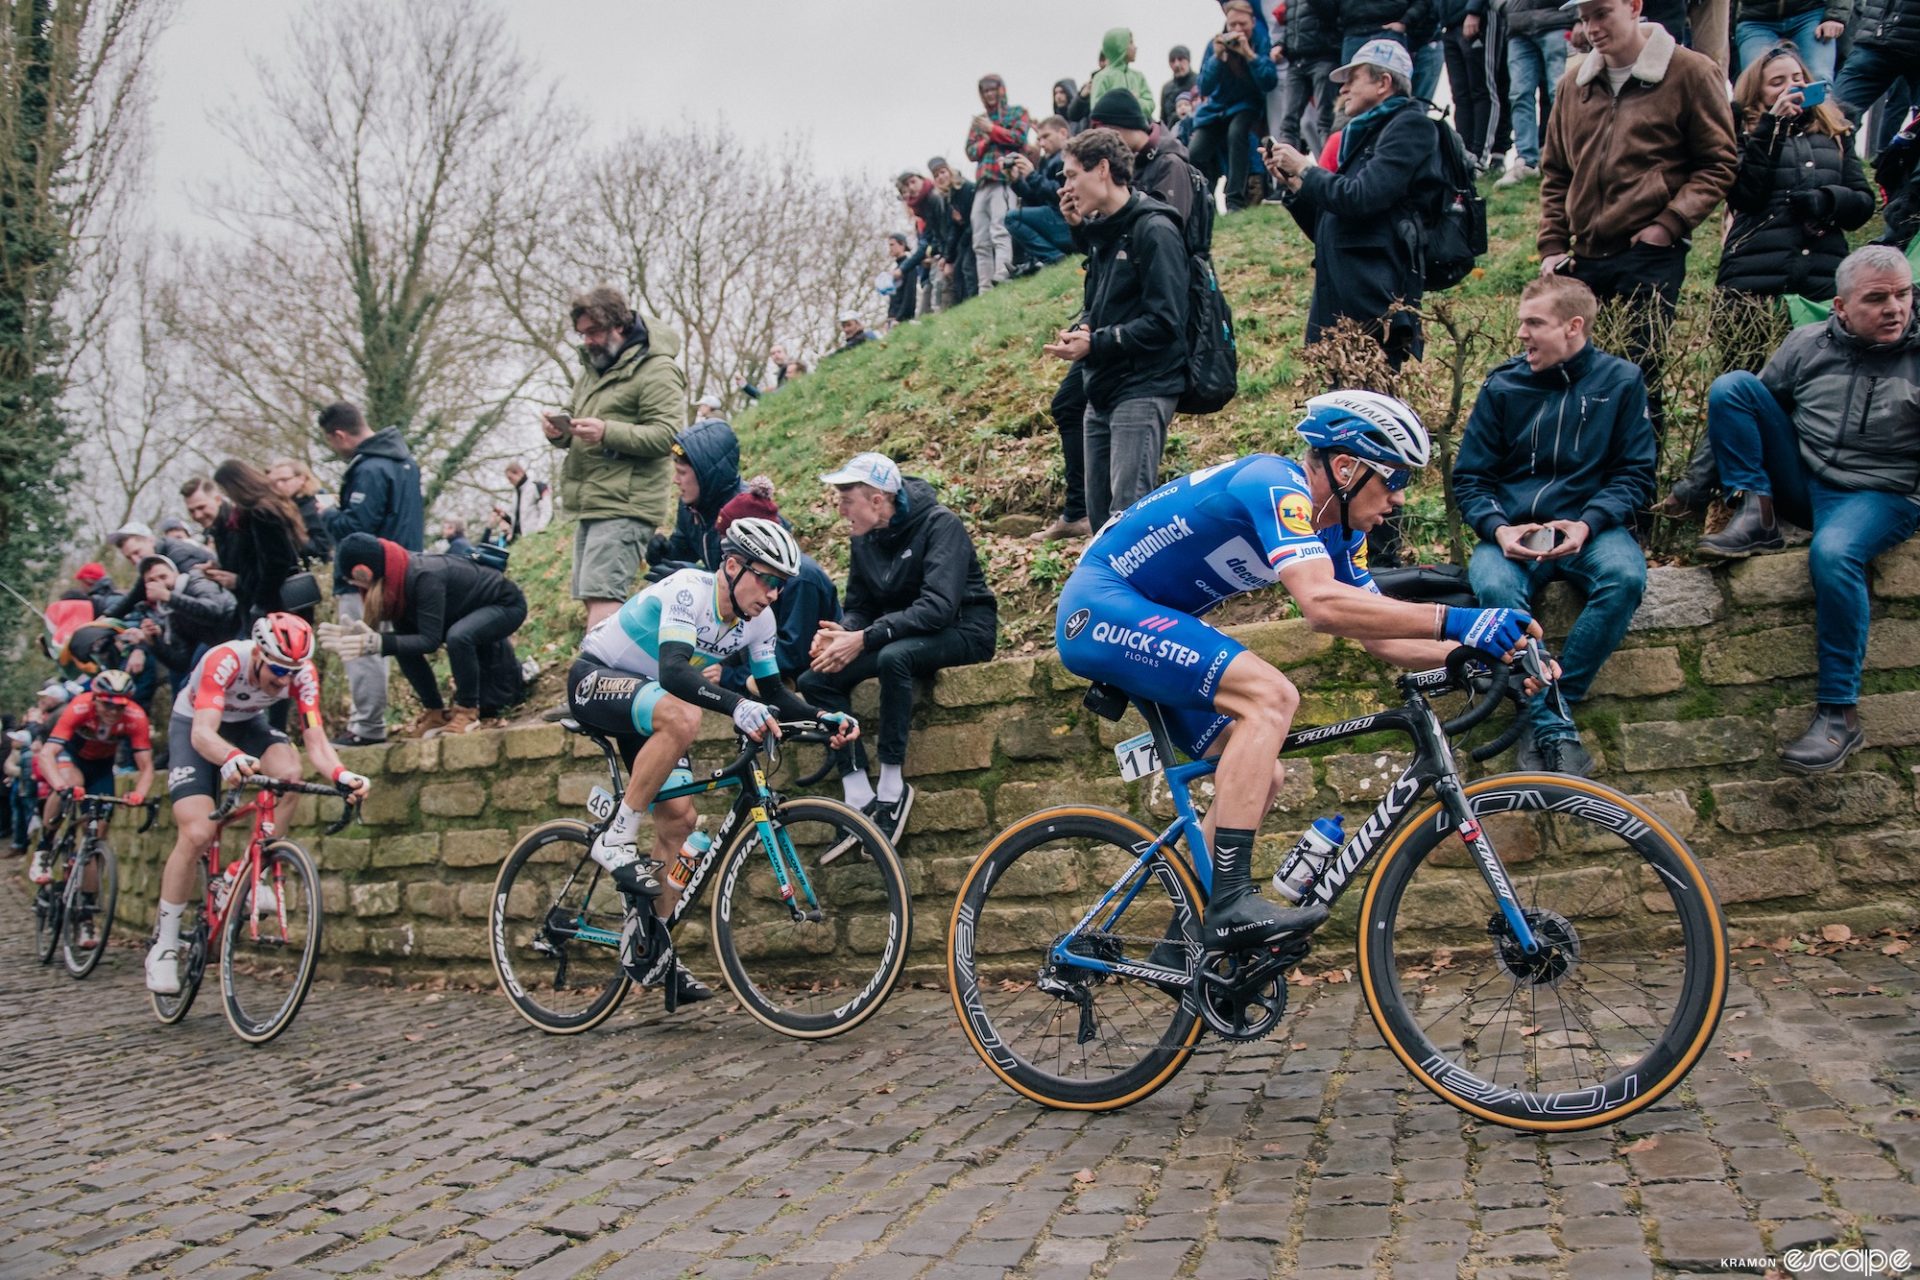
[1452,276,1656,777]
[319,401,425,746]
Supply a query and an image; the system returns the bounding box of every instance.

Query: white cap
[38,683,69,703]
[838,310,862,324]
[110,520,154,546]
[1331,37,1416,84]
[819,452,903,494]
[696,392,723,411]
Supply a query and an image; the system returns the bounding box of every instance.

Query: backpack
[1421,107,1488,292]
[1170,163,1238,415]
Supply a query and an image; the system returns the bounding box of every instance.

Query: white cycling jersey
[179,640,323,727]
[581,568,781,683]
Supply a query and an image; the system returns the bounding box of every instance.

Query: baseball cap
[696,392,723,411]
[75,562,107,583]
[110,520,154,546]
[838,310,862,324]
[38,682,69,704]
[819,452,903,494]
[136,554,178,579]
[1332,37,1415,84]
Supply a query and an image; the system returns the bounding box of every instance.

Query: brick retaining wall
[106,543,1920,986]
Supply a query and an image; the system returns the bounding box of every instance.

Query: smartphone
[1262,135,1278,152]
[543,411,573,433]
[1522,527,1560,554]
[1798,80,1830,107]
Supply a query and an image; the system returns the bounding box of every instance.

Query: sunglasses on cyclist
[753,571,789,593]
[1354,456,1414,492]
[263,660,301,678]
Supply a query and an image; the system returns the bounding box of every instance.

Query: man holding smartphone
[545,286,685,642]
[1451,275,1656,777]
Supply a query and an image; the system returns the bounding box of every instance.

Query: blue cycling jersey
[1057,454,1378,759]
[1081,454,1377,609]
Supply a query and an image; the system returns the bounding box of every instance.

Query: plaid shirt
[965,102,1033,185]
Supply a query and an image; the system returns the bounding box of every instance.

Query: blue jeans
[1735,10,1837,80]
[1707,371,1920,704]
[1005,206,1073,264]
[1507,32,1568,166]
[1834,43,1911,144]
[1413,40,1443,101]
[1468,526,1648,742]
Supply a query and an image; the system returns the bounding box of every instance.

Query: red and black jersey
[46,692,152,762]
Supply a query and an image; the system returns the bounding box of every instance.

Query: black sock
[1210,827,1259,908]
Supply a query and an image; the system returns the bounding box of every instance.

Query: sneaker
[520,658,543,683]
[540,701,573,724]
[144,942,181,994]
[28,847,53,885]
[1494,161,1539,188]
[329,732,386,749]
[868,785,915,846]
[1780,706,1864,775]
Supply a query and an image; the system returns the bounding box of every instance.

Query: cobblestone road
[4,876,1920,1280]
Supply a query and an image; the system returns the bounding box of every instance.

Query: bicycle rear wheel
[488,820,630,1034]
[60,843,117,978]
[949,807,1204,1111]
[711,796,911,1039]
[151,917,208,1024]
[219,841,323,1044]
[1359,774,1728,1132]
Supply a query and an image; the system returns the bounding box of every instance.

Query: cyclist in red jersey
[28,669,154,886]
[145,613,370,994]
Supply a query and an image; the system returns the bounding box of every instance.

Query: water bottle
[1273,816,1345,904]
[212,863,243,915]
[666,830,712,890]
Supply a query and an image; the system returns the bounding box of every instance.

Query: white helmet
[720,517,803,578]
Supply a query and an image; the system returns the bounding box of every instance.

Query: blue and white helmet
[1295,390,1431,470]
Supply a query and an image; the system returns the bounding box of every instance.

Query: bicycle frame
[200,789,287,946]
[1061,665,1542,986]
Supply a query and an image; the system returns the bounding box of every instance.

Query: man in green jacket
[543,286,686,630]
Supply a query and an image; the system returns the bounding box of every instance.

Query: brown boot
[400,707,451,737]
[426,705,480,738]
[1696,492,1782,561]
[1028,517,1093,543]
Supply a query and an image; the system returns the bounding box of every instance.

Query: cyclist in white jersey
[565,519,859,999]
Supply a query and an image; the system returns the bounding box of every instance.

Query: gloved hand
[332,767,371,799]
[1788,187,1834,222]
[645,532,672,567]
[819,711,860,746]
[220,752,260,785]
[317,619,381,659]
[1442,606,1535,657]
[732,699,775,740]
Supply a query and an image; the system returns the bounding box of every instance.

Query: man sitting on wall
[1696,245,1920,773]
[1452,276,1656,778]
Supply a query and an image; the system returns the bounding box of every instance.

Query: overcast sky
[147,0,1232,233]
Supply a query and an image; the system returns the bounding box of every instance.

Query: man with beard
[544,286,685,636]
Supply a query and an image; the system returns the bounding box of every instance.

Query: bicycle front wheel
[219,841,323,1044]
[488,820,631,1034]
[949,807,1204,1111]
[1360,774,1728,1132]
[61,843,117,978]
[34,836,75,964]
[711,797,911,1039]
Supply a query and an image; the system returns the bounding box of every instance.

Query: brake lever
[324,795,361,836]
[138,801,158,835]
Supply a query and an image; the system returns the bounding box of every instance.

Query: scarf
[1337,96,1410,170]
[335,532,411,623]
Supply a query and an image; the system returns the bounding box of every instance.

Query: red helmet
[251,612,314,666]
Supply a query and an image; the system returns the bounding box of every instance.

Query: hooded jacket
[662,418,747,569]
[1717,114,1875,301]
[377,553,527,660]
[1076,192,1191,412]
[1537,24,1739,261]
[1761,312,1920,496]
[556,318,685,530]
[1284,97,1445,355]
[1089,29,1158,125]
[1452,343,1659,540]
[324,426,426,588]
[843,477,997,650]
[965,84,1032,186]
[1054,79,1087,133]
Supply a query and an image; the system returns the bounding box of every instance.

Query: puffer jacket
[1717,114,1875,301]
[1852,0,1920,55]
[1284,0,1341,58]
[1762,312,1920,495]
[841,476,997,650]
[1506,0,1577,37]
[1310,0,1438,45]
[1453,342,1658,538]
[557,319,685,530]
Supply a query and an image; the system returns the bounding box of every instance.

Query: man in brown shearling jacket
[1537,0,1737,435]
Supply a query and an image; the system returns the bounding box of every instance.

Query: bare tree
[486,123,890,421]
[167,0,573,510]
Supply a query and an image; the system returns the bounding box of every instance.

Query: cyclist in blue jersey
[564,518,860,998]
[1056,390,1552,950]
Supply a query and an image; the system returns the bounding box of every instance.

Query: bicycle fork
[1416,710,1541,957]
